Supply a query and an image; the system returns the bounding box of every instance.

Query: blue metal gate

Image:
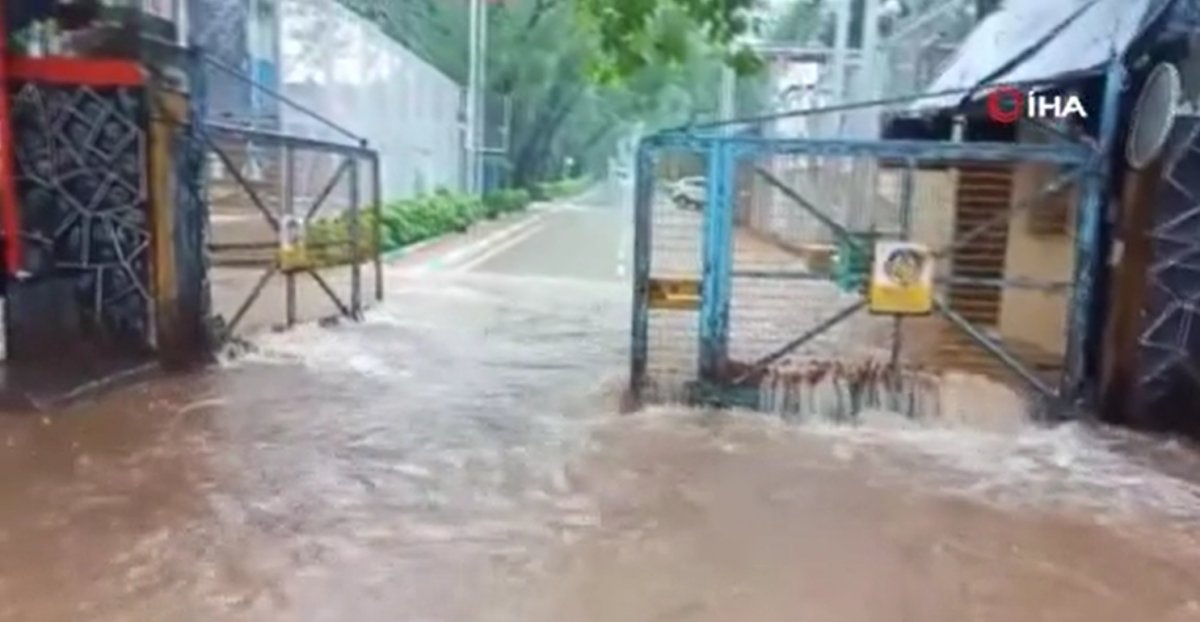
[630,64,1122,422]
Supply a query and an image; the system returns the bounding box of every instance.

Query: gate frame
[202,121,383,339]
[183,48,386,341]
[630,58,1125,416]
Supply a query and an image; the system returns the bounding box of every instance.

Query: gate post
[629,141,655,400]
[1063,55,1124,404]
[698,140,736,384]
[150,44,215,368]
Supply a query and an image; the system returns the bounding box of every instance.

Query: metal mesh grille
[642,152,703,402]
[636,127,1086,419]
[205,127,380,337]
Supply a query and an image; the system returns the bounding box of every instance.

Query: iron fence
[203,122,382,338]
[631,61,1122,422]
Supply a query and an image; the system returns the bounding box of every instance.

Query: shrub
[483,188,531,218]
[536,177,589,200]
[304,187,530,267]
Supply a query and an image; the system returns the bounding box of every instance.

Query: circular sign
[882,247,927,287]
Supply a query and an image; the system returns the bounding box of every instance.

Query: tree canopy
[334,0,826,186]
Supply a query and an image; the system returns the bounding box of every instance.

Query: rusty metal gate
[630,65,1123,422]
[202,123,382,339]
[192,54,384,341]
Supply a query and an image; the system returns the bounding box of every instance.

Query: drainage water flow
[0,272,1197,621]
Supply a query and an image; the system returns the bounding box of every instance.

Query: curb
[422,212,546,272]
[380,235,442,263]
[379,210,540,266]
[378,214,516,263]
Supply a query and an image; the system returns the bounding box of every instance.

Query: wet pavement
[1,188,1200,621]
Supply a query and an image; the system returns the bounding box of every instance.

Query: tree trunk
[511,85,587,187]
[976,0,1001,18]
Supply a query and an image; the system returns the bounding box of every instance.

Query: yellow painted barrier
[648,277,701,311]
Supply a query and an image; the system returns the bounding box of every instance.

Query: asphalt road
[465,182,633,283]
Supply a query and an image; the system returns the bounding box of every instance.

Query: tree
[337,0,825,186]
[575,0,765,82]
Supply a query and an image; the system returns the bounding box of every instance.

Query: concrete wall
[997,126,1077,357]
[279,0,464,201]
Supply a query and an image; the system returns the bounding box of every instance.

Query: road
[1,181,1200,622]
[406,182,633,282]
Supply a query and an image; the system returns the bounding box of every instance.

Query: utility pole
[476,0,488,193]
[719,66,737,134]
[854,0,881,139]
[829,0,853,137]
[465,0,482,194]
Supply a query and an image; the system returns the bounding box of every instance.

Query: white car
[669,176,706,210]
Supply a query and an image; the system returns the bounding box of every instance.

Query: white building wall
[278,0,464,201]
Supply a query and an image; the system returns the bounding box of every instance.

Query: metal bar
[732,270,1073,291]
[934,298,1058,399]
[937,275,1072,290]
[208,241,278,251]
[698,143,735,382]
[830,0,852,135]
[752,45,863,62]
[284,143,296,327]
[733,270,828,280]
[348,158,363,318]
[209,240,354,252]
[307,268,353,318]
[203,137,280,231]
[629,144,655,401]
[734,300,869,384]
[882,0,962,46]
[371,153,384,302]
[201,52,363,143]
[286,273,297,327]
[1021,117,1097,150]
[672,67,1105,132]
[753,166,863,251]
[204,121,375,158]
[303,156,351,222]
[1063,55,1124,403]
[892,162,915,373]
[932,166,1087,259]
[466,0,481,194]
[856,0,882,139]
[225,265,279,338]
[651,134,1092,165]
[475,0,487,193]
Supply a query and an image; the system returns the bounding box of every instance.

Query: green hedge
[304,187,532,267]
[536,177,588,200]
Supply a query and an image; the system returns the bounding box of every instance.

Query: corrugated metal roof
[915,0,1160,110]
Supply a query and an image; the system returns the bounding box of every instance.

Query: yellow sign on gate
[278,215,311,271]
[868,241,934,315]
[647,278,701,310]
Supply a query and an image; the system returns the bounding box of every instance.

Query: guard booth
[627,64,1122,422]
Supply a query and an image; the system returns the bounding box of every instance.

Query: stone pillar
[146,43,214,368]
[3,21,212,389]
[6,62,155,366]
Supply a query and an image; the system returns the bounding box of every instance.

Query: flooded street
[2,200,1200,621]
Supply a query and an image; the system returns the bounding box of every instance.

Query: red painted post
[0,8,24,276]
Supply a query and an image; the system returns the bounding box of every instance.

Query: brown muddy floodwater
[1,271,1199,622]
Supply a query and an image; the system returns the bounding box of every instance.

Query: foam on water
[219,271,1200,545]
[225,322,404,379]
[822,420,1200,537]
[631,381,1200,530]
